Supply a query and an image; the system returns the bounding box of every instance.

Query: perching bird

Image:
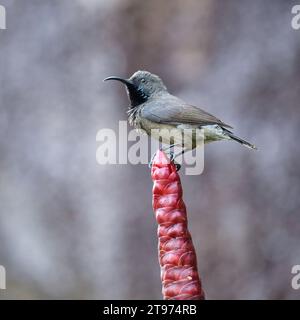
[104,70,257,165]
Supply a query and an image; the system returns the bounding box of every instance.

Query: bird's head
[104,70,167,107]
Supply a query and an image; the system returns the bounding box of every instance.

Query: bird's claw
[148,151,157,169]
[169,151,175,162]
[174,163,181,171]
[149,159,181,171]
[169,151,181,171]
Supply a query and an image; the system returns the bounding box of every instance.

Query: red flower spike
[151,150,205,300]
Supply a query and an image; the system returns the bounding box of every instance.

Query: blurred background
[0,0,300,299]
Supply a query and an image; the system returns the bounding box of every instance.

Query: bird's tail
[226,132,257,150]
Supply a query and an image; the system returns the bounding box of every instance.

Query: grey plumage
[140,96,233,128]
[104,70,257,151]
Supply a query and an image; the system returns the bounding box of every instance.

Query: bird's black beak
[103,76,134,88]
[103,76,145,107]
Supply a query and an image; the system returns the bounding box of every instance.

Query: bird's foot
[169,151,175,162]
[148,151,158,169]
[174,163,181,171]
[169,151,181,171]
[148,151,181,171]
[148,159,153,169]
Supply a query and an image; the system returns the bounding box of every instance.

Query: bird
[104,70,257,168]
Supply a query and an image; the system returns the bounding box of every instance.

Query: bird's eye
[141,78,146,83]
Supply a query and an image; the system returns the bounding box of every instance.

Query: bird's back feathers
[141,94,233,129]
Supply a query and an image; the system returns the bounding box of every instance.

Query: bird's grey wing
[141,97,233,128]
